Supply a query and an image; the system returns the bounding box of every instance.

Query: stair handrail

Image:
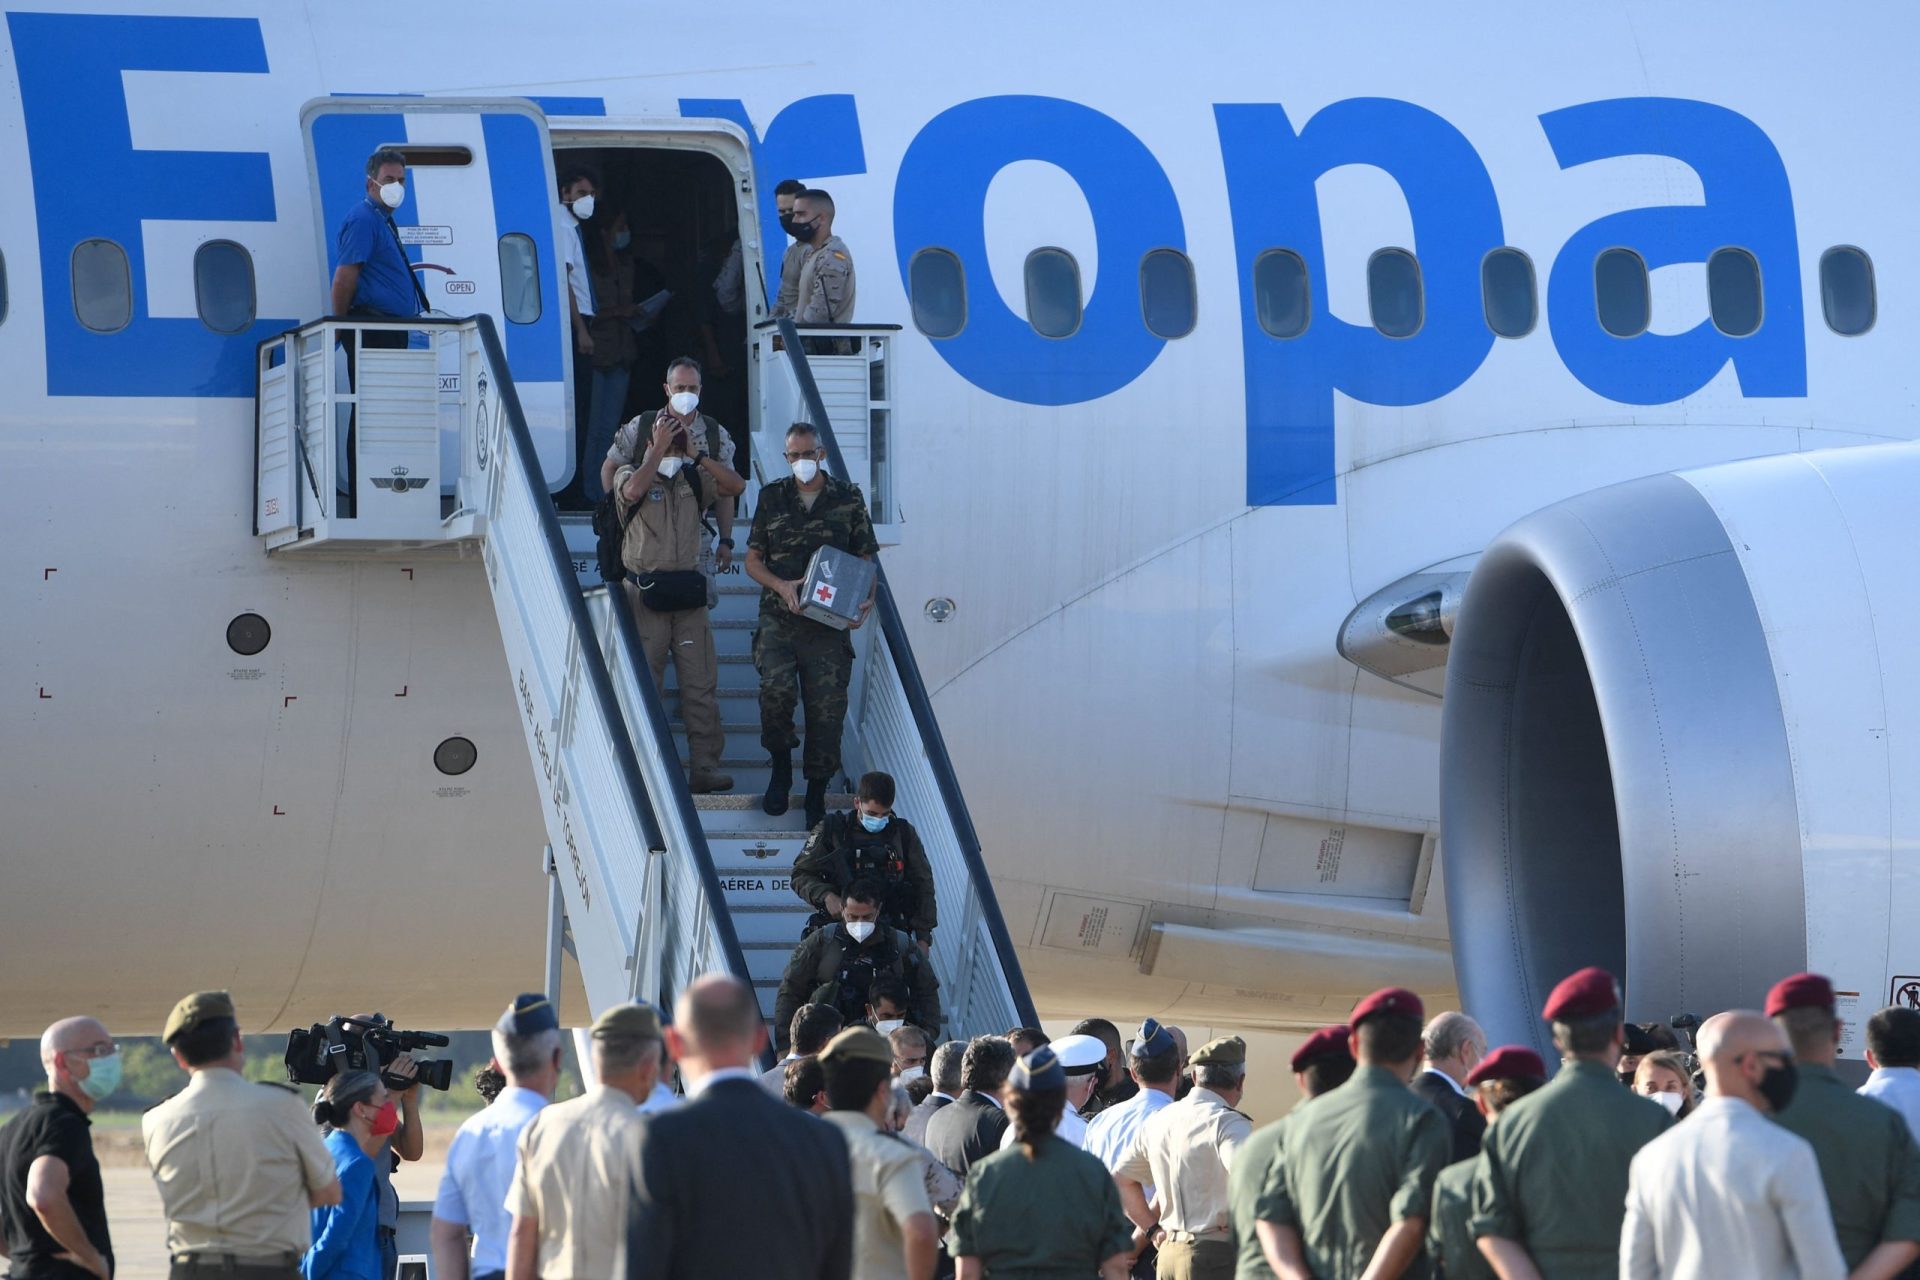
[470,314,759,1008]
[774,317,1041,1028]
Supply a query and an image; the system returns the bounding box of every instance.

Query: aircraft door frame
[298,97,573,492]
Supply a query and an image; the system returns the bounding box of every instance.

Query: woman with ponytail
[946,1045,1135,1278]
[301,1071,391,1280]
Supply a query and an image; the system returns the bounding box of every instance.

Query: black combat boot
[762,754,792,816]
[804,778,829,832]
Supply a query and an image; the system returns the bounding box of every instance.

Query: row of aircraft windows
[15,236,1878,345]
[908,244,1881,341]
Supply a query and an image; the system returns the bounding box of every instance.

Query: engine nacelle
[1442,442,1920,1059]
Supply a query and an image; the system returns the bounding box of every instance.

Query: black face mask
[1758,1061,1799,1113]
[779,214,802,240]
[788,217,816,243]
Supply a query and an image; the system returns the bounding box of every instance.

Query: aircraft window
[193,241,256,334]
[497,234,541,324]
[1595,247,1649,338]
[1253,249,1310,339]
[0,249,7,326]
[72,239,132,334]
[1481,248,1537,338]
[390,145,473,168]
[908,248,966,339]
[1140,248,1196,339]
[1024,247,1083,339]
[1368,248,1423,338]
[1820,246,1876,336]
[1707,247,1762,337]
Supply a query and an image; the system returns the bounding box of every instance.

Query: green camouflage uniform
[771,923,940,1052]
[748,474,879,781]
[1772,1061,1920,1269]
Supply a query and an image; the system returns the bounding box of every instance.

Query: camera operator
[352,1015,424,1280]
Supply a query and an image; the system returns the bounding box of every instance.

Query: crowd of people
[8,966,1920,1279]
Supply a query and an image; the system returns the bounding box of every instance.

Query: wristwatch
[718,537,735,549]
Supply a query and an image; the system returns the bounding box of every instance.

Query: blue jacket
[303,1129,382,1280]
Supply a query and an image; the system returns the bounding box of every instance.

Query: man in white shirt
[1861,1006,1920,1141]
[1621,1010,1845,1280]
[1084,1019,1182,1179]
[431,994,560,1280]
[1000,1033,1105,1151]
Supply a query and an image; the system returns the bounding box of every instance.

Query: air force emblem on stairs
[372,466,431,493]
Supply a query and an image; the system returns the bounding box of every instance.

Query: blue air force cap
[1009,1045,1067,1093]
[498,993,558,1036]
[1131,1018,1176,1059]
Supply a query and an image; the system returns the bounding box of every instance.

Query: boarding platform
[253,312,1036,1051]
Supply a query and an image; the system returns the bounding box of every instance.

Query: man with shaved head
[1622,1011,1845,1279]
[0,1017,117,1279]
[625,973,853,1279]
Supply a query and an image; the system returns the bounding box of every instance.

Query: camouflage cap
[163,990,235,1044]
[819,1026,894,1066]
[1190,1035,1247,1069]
[590,1002,662,1041]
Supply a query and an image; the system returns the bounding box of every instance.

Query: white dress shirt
[1860,1066,1920,1142]
[559,210,593,318]
[1083,1084,1174,1175]
[638,1081,679,1114]
[433,1085,547,1275]
[1621,1095,1845,1280]
[1421,1066,1471,1098]
[1000,1100,1087,1150]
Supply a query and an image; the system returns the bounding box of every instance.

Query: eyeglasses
[68,1043,117,1059]
[783,450,821,462]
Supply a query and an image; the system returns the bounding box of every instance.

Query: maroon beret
[1349,987,1425,1032]
[1542,967,1621,1021]
[1466,1045,1548,1086]
[1766,972,1836,1018]
[1290,1025,1353,1072]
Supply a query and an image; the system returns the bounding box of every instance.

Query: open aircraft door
[300,98,573,496]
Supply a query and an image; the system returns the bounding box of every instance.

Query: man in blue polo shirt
[328,147,425,348]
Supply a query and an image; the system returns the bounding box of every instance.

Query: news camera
[285,1014,454,1093]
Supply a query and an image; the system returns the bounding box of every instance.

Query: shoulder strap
[383,213,432,314]
[702,415,724,459]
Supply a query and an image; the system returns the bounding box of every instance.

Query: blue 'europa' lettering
[8,12,294,398]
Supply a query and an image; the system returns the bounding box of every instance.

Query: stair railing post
[542,843,564,1018]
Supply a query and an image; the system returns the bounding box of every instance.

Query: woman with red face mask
[302,1070,395,1279]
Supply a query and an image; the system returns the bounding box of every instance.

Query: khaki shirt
[1429,1156,1494,1280]
[505,1086,643,1280]
[775,240,807,315]
[614,463,708,574]
[1114,1086,1251,1236]
[141,1069,338,1259]
[823,1111,932,1280]
[793,235,856,324]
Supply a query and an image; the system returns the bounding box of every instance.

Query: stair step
[739,942,794,983]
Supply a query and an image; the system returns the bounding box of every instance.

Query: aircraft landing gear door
[299,98,573,499]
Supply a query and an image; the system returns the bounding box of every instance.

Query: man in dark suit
[625,974,853,1279]
[1411,1009,1488,1162]
[925,1036,1016,1177]
[905,1040,965,1145]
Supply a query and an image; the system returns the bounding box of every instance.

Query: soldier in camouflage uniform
[745,422,880,828]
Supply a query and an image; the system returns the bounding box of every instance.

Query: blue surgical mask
[613,231,632,251]
[860,813,889,833]
[78,1052,121,1101]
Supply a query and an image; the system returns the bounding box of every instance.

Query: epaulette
[257,1081,300,1095]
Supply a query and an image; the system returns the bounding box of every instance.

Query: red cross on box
[814,583,837,604]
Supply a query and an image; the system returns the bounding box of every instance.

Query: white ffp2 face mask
[669,390,700,417]
[378,182,404,209]
[791,458,821,484]
[1651,1090,1685,1116]
[655,456,686,479]
[845,920,876,943]
[874,1018,906,1035]
[570,194,596,221]
[896,1065,926,1083]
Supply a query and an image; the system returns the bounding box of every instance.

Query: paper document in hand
[627,289,672,334]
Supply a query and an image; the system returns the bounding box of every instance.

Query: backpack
[594,421,717,584]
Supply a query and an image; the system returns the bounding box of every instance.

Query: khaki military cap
[1190,1035,1247,1069]
[819,1026,894,1066]
[590,1002,662,1040]
[163,990,235,1044]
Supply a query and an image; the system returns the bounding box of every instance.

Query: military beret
[1290,1025,1353,1072]
[1542,967,1621,1022]
[590,1002,661,1041]
[819,1026,894,1066]
[1349,987,1425,1032]
[1622,1022,1660,1056]
[1191,1035,1247,1069]
[1466,1045,1548,1085]
[497,993,559,1036]
[1131,1018,1176,1059]
[1766,972,1836,1019]
[1051,1033,1108,1075]
[1009,1045,1067,1093]
[163,990,235,1044]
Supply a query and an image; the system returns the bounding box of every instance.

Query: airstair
[254,314,1037,1052]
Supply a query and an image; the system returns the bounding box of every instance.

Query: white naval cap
[1051,1032,1108,1075]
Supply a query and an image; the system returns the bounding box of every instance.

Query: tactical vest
[807,926,920,1022]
